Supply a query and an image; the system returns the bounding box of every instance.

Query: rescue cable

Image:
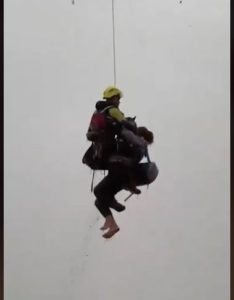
[112,0,117,86]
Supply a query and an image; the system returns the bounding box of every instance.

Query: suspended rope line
[111,0,117,86]
[124,193,134,202]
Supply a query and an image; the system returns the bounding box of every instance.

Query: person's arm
[108,108,138,132]
[108,107,125,122]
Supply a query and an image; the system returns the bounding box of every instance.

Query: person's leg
[95,199,119,238]
[93,174,123,238]
[94,174,125,215]
[110,164,141,194]
[109,198,125,212]
[94,199,119,238]
[102,216,120,238]
[124,170,141,194]
[94,198,112,219]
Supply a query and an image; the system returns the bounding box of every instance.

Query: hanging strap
[146,149,151,191]
[124,193,134,202]
[100,105,114,114]
[145,148,151,163]
[91,170,95,192]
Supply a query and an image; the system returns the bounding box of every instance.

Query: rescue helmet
[103,86,123,100]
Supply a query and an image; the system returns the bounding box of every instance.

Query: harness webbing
[146,148,151,163]
[91,170,95,192]
[99,105,114,114]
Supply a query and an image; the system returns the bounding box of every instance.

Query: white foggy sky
[4,0,229,300]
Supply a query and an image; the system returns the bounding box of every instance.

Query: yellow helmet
[103,86,123,100]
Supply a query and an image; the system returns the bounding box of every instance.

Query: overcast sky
[4,0,229,299]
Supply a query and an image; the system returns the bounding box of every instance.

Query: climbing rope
[72,0,117,84]
[111,0,117,86]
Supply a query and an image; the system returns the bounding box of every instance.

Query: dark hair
[137,126,154,144]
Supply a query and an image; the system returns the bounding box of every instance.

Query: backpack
[86,105,114,142]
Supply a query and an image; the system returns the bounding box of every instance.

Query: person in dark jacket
[94,126,156,239]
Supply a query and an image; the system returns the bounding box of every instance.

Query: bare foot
[102,227,120,239]
[100,217,113,230]
[100,224,109,230]
[100,215,117,231]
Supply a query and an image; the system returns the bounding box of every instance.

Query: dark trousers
[93,168,127,218]
[93,162,159,218]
